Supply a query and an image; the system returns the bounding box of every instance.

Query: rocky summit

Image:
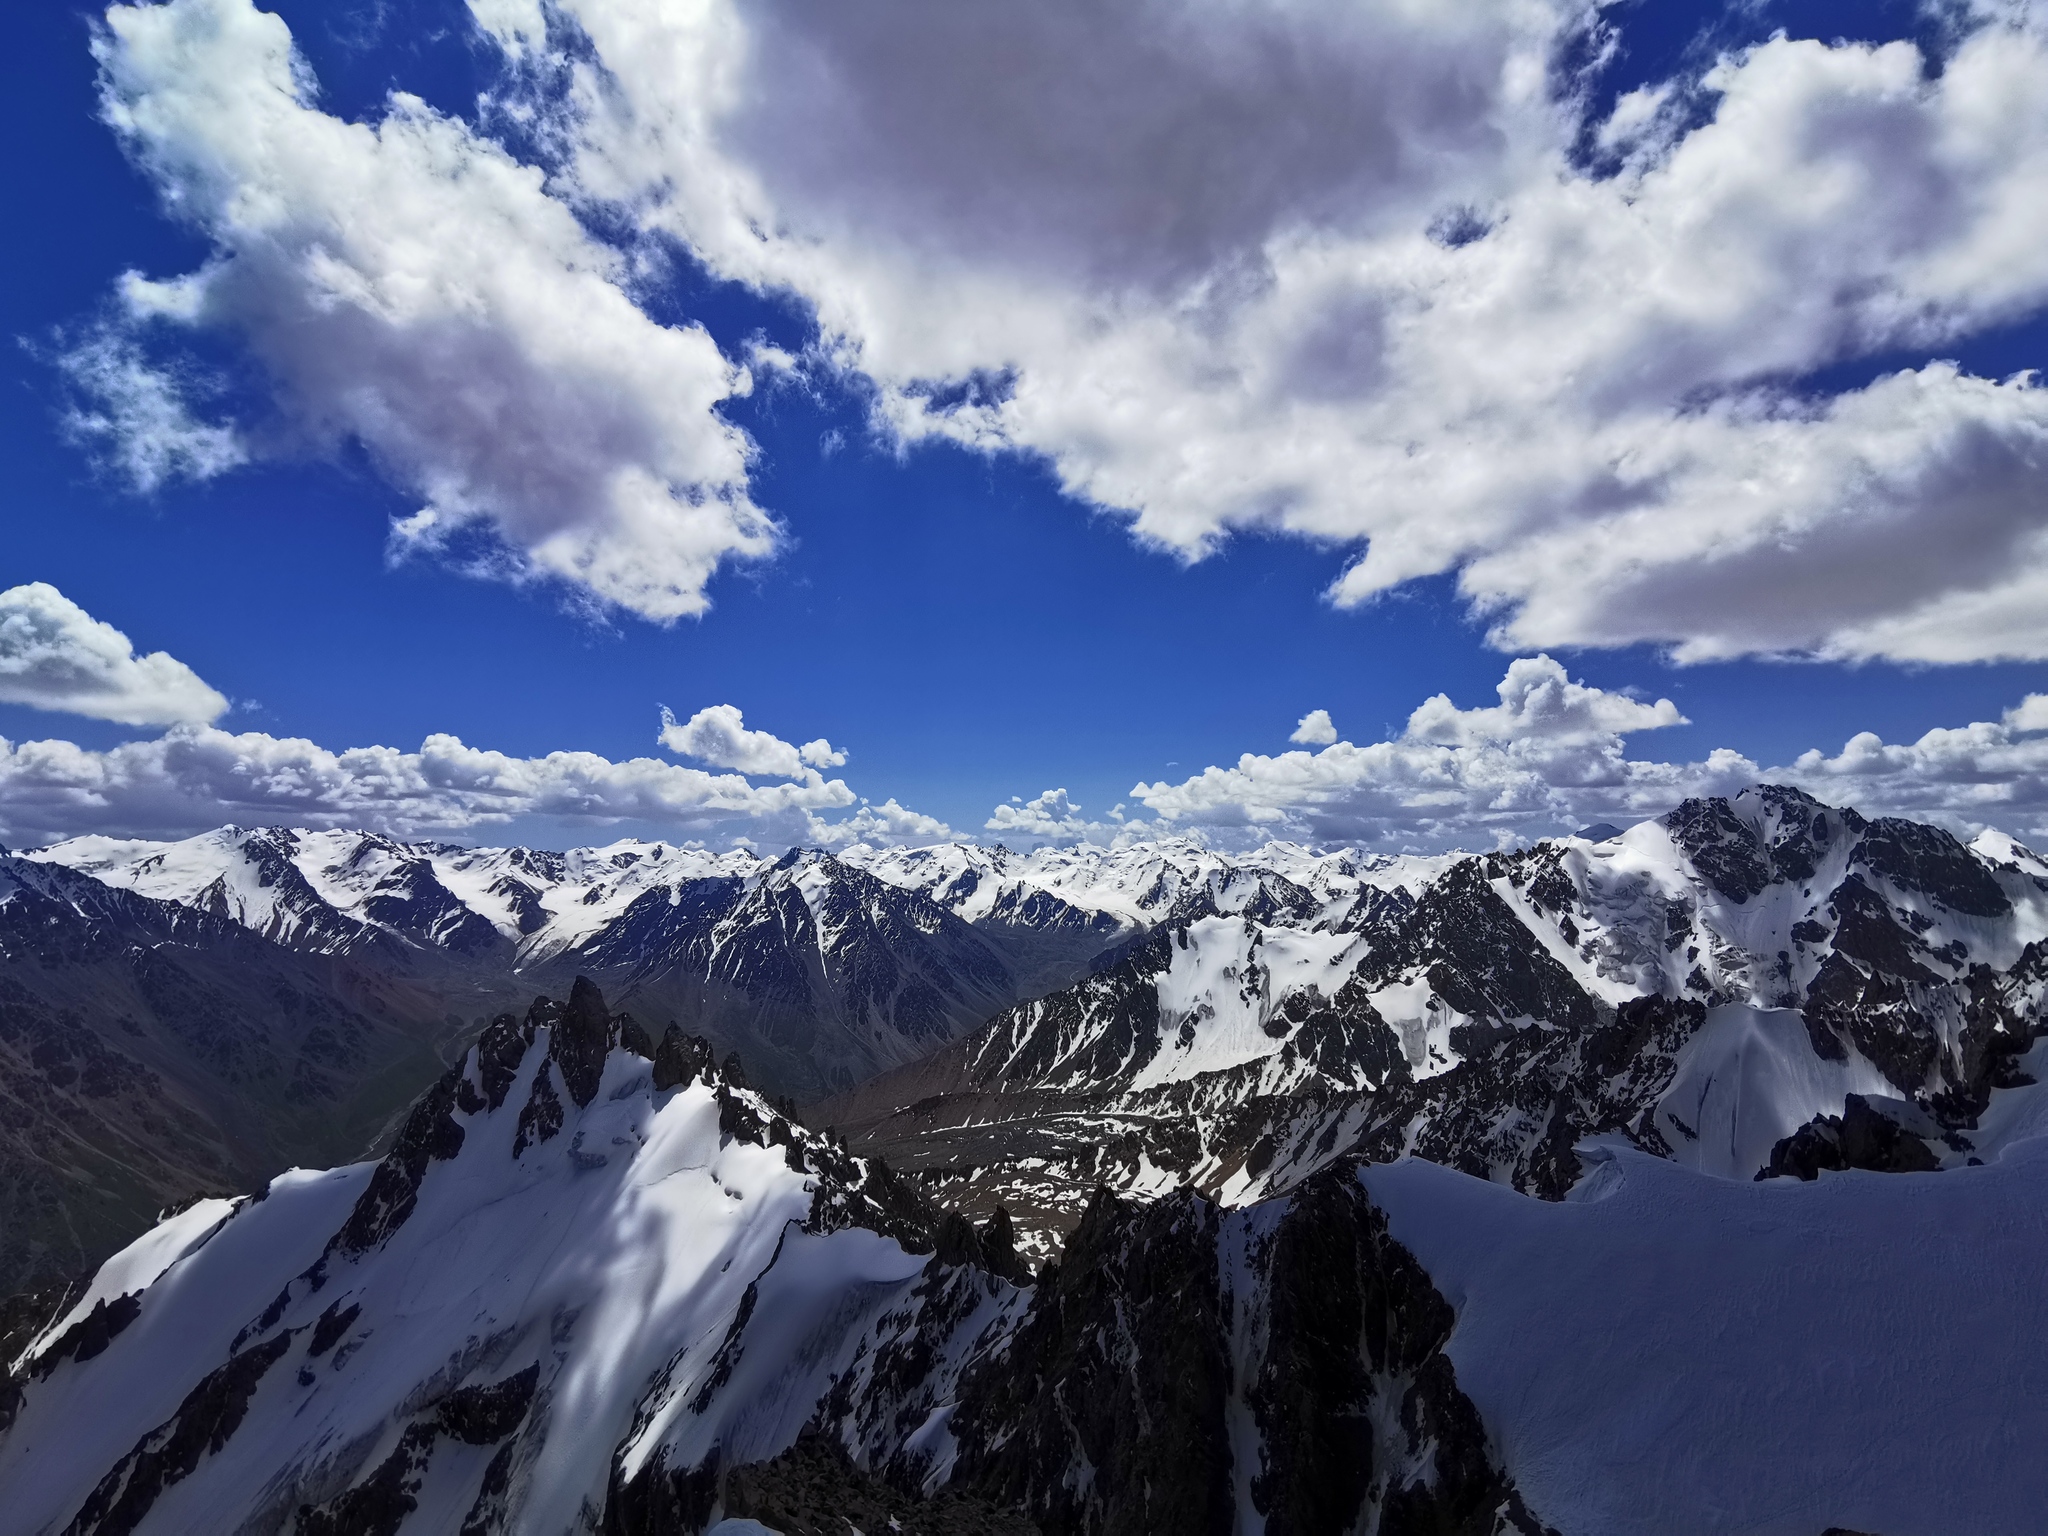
[3,787,2048,1533]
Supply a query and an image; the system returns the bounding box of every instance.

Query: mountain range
[819,784,2048,1258]
[0,826,1337,1289]
[3,785,2047,1532]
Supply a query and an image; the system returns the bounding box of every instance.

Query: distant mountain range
[818,785,2048,1259]
[0,826,1341,1289]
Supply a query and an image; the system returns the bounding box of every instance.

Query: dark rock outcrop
[62,1329,297,1536]
[1761,1095,1945,1181]
[952,1186,1233,1536]
[947,1173,1551,1536]
[1249,1166,1553,1536]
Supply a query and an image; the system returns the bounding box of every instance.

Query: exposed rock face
[563,852,1037,1097]
[944,1170,1550,1536]
[953,1188,1235,1536]
[819,786,2048,1260]
[1762,1094,1947,1180]
[1246,1168,1553,1536]
[1,995,1550,1536]
[63,1328,298,1536]
[717,1432,1041,1536]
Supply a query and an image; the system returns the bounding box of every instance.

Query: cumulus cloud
[1404,658,1684,747]
[483,0,2048,661]
[0,602,927,844]
[984,788,1156,846]
[1290,709,1338,747]
[0,583,227,728]
[2005,694,2048,733]
[0,722,888,848]
[1133,656,1714,849]
[818,798,954,849]
[1127,656,2048,849]
[657,704,844,778]
[985,787,1089,840]
[86,0,770,622]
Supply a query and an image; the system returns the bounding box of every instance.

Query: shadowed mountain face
[0,855,464,1294]
[9,788,2048,1532]
[553,852,1033,1098]
[816,787,2048,1261]
[14,787,2048,1286]
[0,988,1549,1536]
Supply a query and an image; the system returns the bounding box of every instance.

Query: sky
[4,0,2048,854]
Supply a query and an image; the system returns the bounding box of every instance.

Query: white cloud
[0,583,227,728]
[985,787,1088,840]
[984,787,1157,846]
[2005,694,2048,733]
[55,330,245,491]
[1129,656,2048,849]
[487,0,2048,661]
[657,703,843,779]
[1290,709,1338,746]
[1403,657,1684,746]
[89,0,771,622]
[1134,658,1719,849]
[818,798,953,848]
[0,722,885,848]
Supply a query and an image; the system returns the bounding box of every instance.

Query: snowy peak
[0,979,954,1535]
[842,836,1393,936]
[28,828,765,963]
[1652,784,2018,922]
[1,1008,1546,1536]
[24,825,1431,989]
[828,787,2048,1257]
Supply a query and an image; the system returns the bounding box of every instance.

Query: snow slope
[1364,1142,2048,1536]
[0,984,953,1535]
[1652,1004,1902,1179]
[12,979,2048,1535]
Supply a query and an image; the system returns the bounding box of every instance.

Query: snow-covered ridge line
[965,785,2048,1104]
[17,827,1439,1098]
[0,977,965,1533]
[828,785,2048,1256]
[23,826,1431,961]
[0,975,1553,1536]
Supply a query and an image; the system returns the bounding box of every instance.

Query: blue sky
[4,0,2048,852]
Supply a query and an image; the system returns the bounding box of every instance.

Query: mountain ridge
[0,980,1558,1536]
[815,785,2048,1258]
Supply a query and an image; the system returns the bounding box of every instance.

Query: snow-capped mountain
[8,977,2045,1535]
[20,787,2048,1281]
[26,829,759,964]
[849,836,1389,966]
[0,825,1414,1295]
[0,982,1551,1536]
[24,829,1386,1101]
[822,787,2048,1258]
[29,828,1382,970]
